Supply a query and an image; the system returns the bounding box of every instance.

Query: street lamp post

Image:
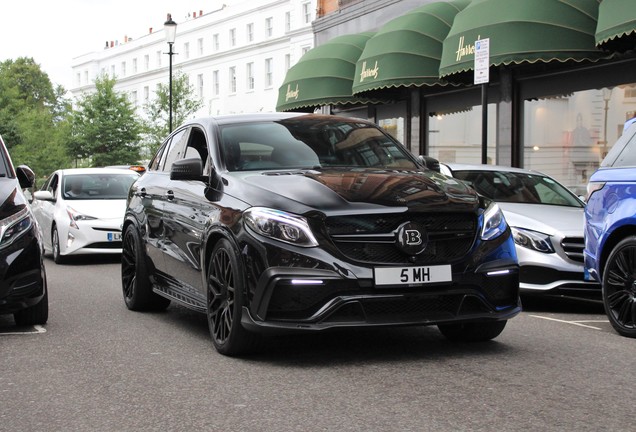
[602,87,613,159]
[164,14,177,133]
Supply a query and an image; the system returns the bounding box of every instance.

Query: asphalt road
[1,255,633,432]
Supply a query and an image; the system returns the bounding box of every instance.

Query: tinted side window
[612,133,636,167]
[161,129,189,172]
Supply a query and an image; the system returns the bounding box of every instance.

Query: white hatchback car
[31,168,140,263]
[440,163,601,300]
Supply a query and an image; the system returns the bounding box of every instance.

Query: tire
[14,282,49,326]
[121,224,170,311]
[52,227,65,264]
[602,236,636,338]
[438,320,507,342]
[207,238,260,356]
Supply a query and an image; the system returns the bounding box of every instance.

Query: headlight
[67,206,97,229]
[511,227,554,253]
[481,202,507,241]
[0,207,33,249]
[244,207,318,247]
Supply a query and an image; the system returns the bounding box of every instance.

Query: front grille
[325,213,476,264]
[561,237,584,262]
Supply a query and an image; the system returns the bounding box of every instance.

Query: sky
[0,1,215,90]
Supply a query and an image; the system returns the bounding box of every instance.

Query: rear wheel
[207,238,260,356]
[121,225,170,311]
[438,320,507,342]
[602,236,636,338]
[52,227,65,264]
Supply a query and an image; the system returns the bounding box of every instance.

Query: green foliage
[71,75,143,167]
[0,57,72,177]
[142,70,203,155]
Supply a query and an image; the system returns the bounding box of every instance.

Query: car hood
[0,178,27,218]
[498,203,584,237]
[65,199,127,219]
[226,168,480,214]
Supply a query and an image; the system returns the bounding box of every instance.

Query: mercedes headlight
[511,227,554,253]
[244,207,318,247]
[0,207,33,249]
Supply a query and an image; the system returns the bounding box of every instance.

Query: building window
[156,50,162,68]
[198,38,204,55]
[285,12,291,32]
[265,58,273,88]
[230,28,236,47]
[229,66,236,93]
[197,74,204,99]
[121,61,126,77]
[83,71,88,84]
[213,33,219,51]
[265,17,273,37]
[131,91,138,107]
[111,65,116,76]
[302,2,312,24]
[143,86,149,103]
[285,54,291,71]
[144,54,150,71]
[247,23,254,42]
[246,62,254,90]
[76,73,81,86]
[132,58,137,73]
[184,42,190,59]
[213,70,219,96]
[302,46,310,55]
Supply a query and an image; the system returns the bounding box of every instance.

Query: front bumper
[239,234,521,333]
[61,218,123,256]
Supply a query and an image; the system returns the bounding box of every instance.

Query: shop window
[523,85,636,192]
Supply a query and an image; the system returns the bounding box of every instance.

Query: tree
[71,75,142,166]
[142,70,203,156]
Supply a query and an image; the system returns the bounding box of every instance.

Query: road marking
[528,315,607,330]
[0,325,47,336]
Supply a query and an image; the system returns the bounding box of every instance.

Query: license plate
[107,232,122,242]
[374,265,452,286]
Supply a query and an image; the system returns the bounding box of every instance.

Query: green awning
[352,0,470,95]
[439,0,604,78]
[276,32,382,112]
[596,0,636,52]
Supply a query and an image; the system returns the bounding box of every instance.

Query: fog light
[291,279,323,285]
[67,232,75,248]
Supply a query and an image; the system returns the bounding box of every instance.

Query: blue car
[584,122,636,338]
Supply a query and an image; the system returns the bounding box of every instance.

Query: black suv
[122,113,520,355]
[0,134,48,326]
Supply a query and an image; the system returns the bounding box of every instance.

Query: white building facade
[70,0,316,118]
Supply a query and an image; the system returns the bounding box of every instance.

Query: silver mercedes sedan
[441,163,600,300]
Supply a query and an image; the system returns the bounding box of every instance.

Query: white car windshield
[63,173,138,200]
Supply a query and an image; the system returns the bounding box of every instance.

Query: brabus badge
[396,222,428,255]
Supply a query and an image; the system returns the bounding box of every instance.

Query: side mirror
[33,190,55,201]
[418,155,441,172]
[170,157,204,181]
[16,165,36,189]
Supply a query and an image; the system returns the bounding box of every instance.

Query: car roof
[58,167,140,176]
[180,112,375,128]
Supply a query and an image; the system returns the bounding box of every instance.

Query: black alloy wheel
[207,238,259,356]
[52,227,64,264]
[602,236,636,338]
[121,225,170,311]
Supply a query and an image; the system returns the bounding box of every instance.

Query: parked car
[441,163,600,300]
[584,121,636,338]
[122,113,521,356]
[31,168,140,263]
[0,134,48,326]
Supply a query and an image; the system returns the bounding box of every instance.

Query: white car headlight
[481,202,507,241]
[66,206,97,229]
[244,207,318,247]
[0,207,33,249]
[511,227,554,253]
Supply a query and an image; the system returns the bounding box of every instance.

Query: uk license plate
[374,265,452,286]
[107,232,122,242]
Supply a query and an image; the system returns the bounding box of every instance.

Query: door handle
[139,187,147,197]
[166,190,175,200]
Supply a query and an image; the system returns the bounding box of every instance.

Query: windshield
[453,170,583,208]
[63,172,139,200]
[220,118,418,172]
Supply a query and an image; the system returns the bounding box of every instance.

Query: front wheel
[121,224,170,311]
[207,238,260,356]
[602,236,636,338]
[52,227,65,264]
[438,320,507,342]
